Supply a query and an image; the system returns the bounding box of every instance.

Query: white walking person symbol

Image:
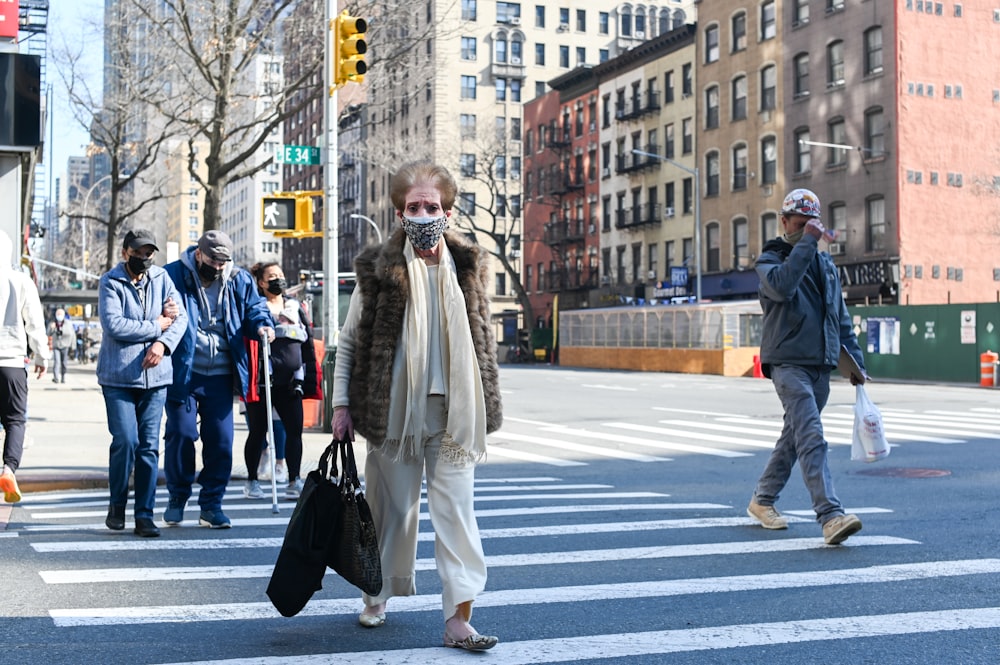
[264,201,280,227]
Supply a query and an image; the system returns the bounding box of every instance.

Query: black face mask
[127,255,154,275]
[198,261,223,282]
[266,278,287,295]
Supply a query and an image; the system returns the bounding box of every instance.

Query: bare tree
[119,0,325,231]
[448,132,534,328]
[53,4,181,275]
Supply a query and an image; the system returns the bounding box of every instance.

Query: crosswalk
[8,469,1000,663]
[486,405,1000,466]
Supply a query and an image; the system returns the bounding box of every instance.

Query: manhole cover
[854,467,951,478]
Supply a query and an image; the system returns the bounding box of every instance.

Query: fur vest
[347,228,502,443]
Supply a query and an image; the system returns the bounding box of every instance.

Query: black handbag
[266,441,347,617]
[324,439,383,596]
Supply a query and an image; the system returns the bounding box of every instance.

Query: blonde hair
[389,161,457,212]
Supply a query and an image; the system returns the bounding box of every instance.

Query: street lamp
[348,213,383,244]
[78,174,114,287]
[632,149,702,302]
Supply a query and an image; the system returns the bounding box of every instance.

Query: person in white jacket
[0,230,51,504]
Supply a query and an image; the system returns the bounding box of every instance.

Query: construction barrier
[980,350,998,388]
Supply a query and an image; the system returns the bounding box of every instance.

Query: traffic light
[333,11,367,86]
[262,194,315,235]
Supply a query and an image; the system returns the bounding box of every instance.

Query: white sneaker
[274,460,288,484]
[243,480,264,499]
[257,448,271,481]
[285,478,304,499]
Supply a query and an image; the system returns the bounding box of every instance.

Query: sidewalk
[12,361,341,495]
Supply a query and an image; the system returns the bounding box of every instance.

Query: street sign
[275,144,321,166]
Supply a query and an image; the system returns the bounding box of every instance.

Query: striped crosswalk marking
[48,559,995,627]
[38,537,917,584]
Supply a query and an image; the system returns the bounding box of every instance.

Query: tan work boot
[747,500,788,530]
[823,513,863,545]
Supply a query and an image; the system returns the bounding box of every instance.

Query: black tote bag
[266,442,344,617]
[324,439,383,596]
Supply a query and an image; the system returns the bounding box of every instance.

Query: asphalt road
[3,367,999,664]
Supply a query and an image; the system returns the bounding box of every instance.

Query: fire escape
[541,119,595,295]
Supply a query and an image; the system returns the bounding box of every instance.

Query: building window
[732,12,746,52]
[705,86,719,129]
[461,0,477,21]
[495,79,506,102]
[510,78,522,102]
[732,143,748,190]
[599,11,609,34]
[683,177,693,214]
[761,136,777,184]
[682,118,693,154]
[733,218,749,268]
[535,4,544,28]
[865,107,885,157]
[706,151,720,196]
[602,195,612,231]
[459,192,476,216]
[828,118,847,166]
[460,153,476,176]
[497,1,519,23]
[706,223,720,271]
[760,65,776,111]
[761,1,776,40]
[761,212,777,244]
[864,27,883,75]
[664,70,674,103]
[576,8,586,31]
[461,36,477,60]
[793,0,810,25]
[461,75,477,100]
[829,203,847,244]
[664,123,675,158]
[495,37,508,63]
[866,196,886,251]
[535,43,545,65]
[794,53,809,97]
[525,264,533,292]
[682,63,693,96]
[559,45,569,68]
[827,40,845,87]
[732,76,747,120]
[794,128,811,173]
[576,46,585,65]
[705,25,719,63]
[458,113,476,139]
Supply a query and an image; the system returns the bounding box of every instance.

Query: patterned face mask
[401,214,448,251]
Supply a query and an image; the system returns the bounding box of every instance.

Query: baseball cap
[780,188,821,218]
[197,230,234,262]
[123,228,159,251]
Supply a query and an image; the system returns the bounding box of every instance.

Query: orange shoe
[0,466,22,503]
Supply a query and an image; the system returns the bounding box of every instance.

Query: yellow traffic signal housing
[333,11,367,86]
[261,192,320,238]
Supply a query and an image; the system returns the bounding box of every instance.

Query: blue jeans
[752,365,844,524]
[163,373,235,511]
[102,386,167,519]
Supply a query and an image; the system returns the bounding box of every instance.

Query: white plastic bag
[852,385,890,463]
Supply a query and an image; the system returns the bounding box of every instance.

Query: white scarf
[381,241,487,464]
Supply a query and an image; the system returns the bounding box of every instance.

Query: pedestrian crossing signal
[262,195,313,236]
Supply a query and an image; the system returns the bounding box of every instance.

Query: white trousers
[362,395,487,621]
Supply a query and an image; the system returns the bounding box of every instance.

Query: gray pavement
[9,360,341,496]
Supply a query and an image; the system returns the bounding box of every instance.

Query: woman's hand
[333,406,355,442]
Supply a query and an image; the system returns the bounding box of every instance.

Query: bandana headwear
[781,188,821,218]
[401,214,448,251]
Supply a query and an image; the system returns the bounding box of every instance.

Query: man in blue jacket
[97,229,187,537]
[747,189,868,546]
[163,230,274,528]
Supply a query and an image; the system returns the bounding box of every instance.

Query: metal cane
[260,331,280,514]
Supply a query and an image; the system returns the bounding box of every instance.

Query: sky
[46,0,103,193]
